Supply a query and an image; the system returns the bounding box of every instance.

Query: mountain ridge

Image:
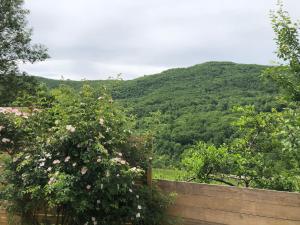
[35,61,270,83]
[36,61,279,158]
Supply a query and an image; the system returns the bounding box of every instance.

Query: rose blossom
[48,177,55,185]
[1,138,10,143]
[66,125,76,133]
[64,156,71,162]
[53,160,60,165]
[99,118,104,126]
[81,167,88,175]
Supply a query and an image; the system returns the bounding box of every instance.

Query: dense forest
[37,61,280,163]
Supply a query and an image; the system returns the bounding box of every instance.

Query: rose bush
[0,85,172,225]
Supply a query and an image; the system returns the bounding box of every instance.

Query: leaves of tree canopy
[0,0,48,105]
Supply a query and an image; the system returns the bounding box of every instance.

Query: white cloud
[20,59,167,80]
[22,0,300,80]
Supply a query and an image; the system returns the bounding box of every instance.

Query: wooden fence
[0,210,8,225]
[1,180,300,225]
[157,180,300,225]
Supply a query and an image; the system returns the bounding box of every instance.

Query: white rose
[1,138,10,143]
[53,160,60,165]
[81,167,88,175]
[66,125,76,133]
[99,118,104,126]
[64,156,71,162]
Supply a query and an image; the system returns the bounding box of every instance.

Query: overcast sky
[21,0,300,80]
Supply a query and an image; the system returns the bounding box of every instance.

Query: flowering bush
[0,85,172,225]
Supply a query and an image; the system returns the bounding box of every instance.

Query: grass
[153,168,242,187]
[153,168,189,181]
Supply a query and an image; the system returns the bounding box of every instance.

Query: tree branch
[209,177,235,186]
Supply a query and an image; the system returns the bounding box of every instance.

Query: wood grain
[1,181,300,225]
[157,180,300,225]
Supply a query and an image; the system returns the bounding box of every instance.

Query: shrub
[0,85,172,225]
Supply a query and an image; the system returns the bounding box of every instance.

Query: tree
[181,2,300,192]
[263,0,300,102]
[0,0,48,105]
[182,106,300,191]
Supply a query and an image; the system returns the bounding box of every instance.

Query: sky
[21,0,300,80]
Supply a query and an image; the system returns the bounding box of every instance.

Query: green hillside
[36,76,115,90]
[37,62,279,159]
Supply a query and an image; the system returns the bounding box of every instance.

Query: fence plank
[0,210,7,225]
[1,180,300,225]
[170,205,300,225]
[147,165,152,188]
[174,194,300,221]
[157,180,300,225]
[180,218,225,225]
[157,180,300,207]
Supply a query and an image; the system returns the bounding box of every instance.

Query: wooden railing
[0,210,8,225]
[157,180,300,225]
[1,176,300,225]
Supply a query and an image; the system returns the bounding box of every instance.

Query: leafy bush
[0,85,173,225]
[181,106,300,191]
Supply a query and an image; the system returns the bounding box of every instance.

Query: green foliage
[263,1,300,101]
[181,2,300,192]
[0,0,48,106]
[35,77,116,91]
[182,107,300,190]
[115,62,279,158]
[182,143,225,180]
[0,75,41,106]
[39,62,279,159]
[0,85,172,225]
[153,168,188,181]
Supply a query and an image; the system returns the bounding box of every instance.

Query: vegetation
[36,77,115,91]
[153,168,188,181]
[0,1,173,225]
[1,0,299,209]
[182,107,300,190]
[181,2,300,192]
[0,0,48,106]
[0,85,173,225]
[37,62,280,163]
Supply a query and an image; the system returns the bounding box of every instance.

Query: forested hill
[37,62,279,158]
[36,76,114,90]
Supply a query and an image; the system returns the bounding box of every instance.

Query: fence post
[147,164,152,188]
